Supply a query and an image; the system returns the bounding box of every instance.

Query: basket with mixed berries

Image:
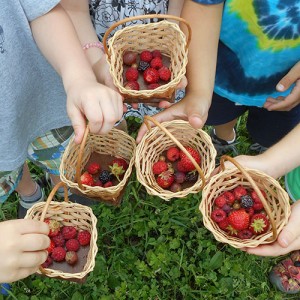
[200,156,291,249]
[135,116,217,201]
[25,183,98,281]
[60,126,136,204]
[103,14,191,103]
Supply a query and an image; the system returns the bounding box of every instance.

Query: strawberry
[124,81,140,90]
[125,67,139,81]
[52,232,65,247]
[143,68,160,84]
[78,230,91,246]
[233,186,247,200]
[228,209,250,230]
[166,146,180,162]
[80,171,94,186]
[109,158,128,181]
[218,218,230,231]
[152,160,168,175]
[148,83,161,90]
[237,229,253,239]
[152,50,162,59]
[123,51,137,66]
[111,158,128,171]
[104,181,113,188]
[41,255,53,268]
[150,57,163,69]
[51,246,66,262]
[176,160,188,173]
[156,170,175,189]
[44,219,61,237]
[86,162,101,175]
[65,239,80,252]
[94,180,103,187]
[250,213,270,235]
[62,226,77,240]
[158,66,171,81]
[211,208,226,223]
[222,191,235,205]
[214,195,227,208]
[179,146,201,172]
[65,251,78,265]
[47,240,55,254]
[140,50,153,62]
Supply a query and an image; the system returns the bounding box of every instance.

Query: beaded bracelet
[82,41,104,52]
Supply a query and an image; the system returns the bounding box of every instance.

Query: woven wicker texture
[135,116,217,201]
[200,155,291,249]
[25,182,98,279]
[60,126,136,203]
[103,14,191,103]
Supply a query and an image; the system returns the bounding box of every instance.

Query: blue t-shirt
[193,0,300,107]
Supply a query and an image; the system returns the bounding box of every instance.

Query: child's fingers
[20,234,50,252]
[18,251,48,269]
[67,105,86,144]
[277,61,300,92]
[17,219,49,235]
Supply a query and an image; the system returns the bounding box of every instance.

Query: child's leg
[214,119,237,141]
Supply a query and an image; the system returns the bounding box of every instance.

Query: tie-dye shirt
[193,0,300,107]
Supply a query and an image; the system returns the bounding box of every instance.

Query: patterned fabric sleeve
[19,0,60,21]
[192,0,225,4]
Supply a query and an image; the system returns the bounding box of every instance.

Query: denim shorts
[206,93,300,147]
[0,126,74,203]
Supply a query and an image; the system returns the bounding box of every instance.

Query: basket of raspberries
[25,183,98,280]
[135,116,217,201]
[200,155,291,249]
[60,126,136,204]
[102,14,191,103]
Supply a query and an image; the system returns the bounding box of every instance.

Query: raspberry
[152,50,162,58]
[41,256,53,268]
[150,57,163,69]
[143,68,160,84]
[218,218,229,231]
[238,229,253,239]
[214,195,227,208]
[158,66,171,81]
[140,50,153,62]
[222,191,235,205]
[94,180,103,187]
[124,81,140,90]
[123,51,137,66]
[176,160,187,173]
[152,160,168,175]
[62,226,77,240]
[211,208,226,223]
[104,181,113,188]
[51,246,66,262]
[80,172,94,186]
[52,232,65,247]
[250,190,266,211]
[233,186,247,200]
[78,230,91,246]
[86,162,101,175]
[125,67,139,81]
[148,83,161,90]
[65,238,80,252]
[166,147,180,162]
[47,240,55,254]
[65,251,78,265]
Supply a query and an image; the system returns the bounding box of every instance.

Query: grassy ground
[0,115,297,300]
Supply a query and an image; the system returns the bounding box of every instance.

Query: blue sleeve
[192,0,224,4]
[19,0,60,22]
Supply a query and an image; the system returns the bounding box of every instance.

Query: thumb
[188,114,205,129]
[67,105,86,144]
[277,201,300,248]
[277,61,300,92]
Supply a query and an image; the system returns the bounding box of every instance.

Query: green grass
[0,115,297,300]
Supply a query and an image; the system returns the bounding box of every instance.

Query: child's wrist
[82,41,104,51]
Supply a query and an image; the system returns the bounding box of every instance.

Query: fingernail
[280,238,289,247]
[277,83,284,91]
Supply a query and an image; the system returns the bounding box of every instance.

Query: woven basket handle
[75,126,90,191]
[220,155,277,241]
[143,115,206,189]
[39,182,69,274]
[103,14,192,58]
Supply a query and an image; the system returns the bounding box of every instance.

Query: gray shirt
[0,0,71,171]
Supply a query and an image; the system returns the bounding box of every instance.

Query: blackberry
[240,195,254,208]
[99,170,114,184]
[185,171,198,182]
[137,61,150,72]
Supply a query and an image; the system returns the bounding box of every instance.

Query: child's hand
[0,219,50,283]
[66,78,124,144]
[136,92,209,143]
[264,61,300,111]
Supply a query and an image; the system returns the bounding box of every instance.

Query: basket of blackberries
[103,14,191,103]
[25,183,98,281]
[135,116,217,201]
[60,126,136,204]
[200,155,291,249]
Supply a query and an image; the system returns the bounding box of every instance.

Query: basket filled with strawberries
[135,116,217,201]
[60,126,136,205]
[25,182,98,281]
[103,14,191,103]
[200,155,291,249]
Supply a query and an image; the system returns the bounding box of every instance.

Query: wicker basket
[200,155,291,249]
[25,182,98,280]
[59,126,136,204]
[103,14,191,103]
[135,116,217,201]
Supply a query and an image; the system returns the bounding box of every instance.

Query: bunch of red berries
[80,158,128,188]
[123,49,172,91]
[42,219,92,268]
[210,186,270,239]
[152,145,201,191]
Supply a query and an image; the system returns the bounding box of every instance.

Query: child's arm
[30,4,123,143]
[167,0,184,17]
[0,219,50,283]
